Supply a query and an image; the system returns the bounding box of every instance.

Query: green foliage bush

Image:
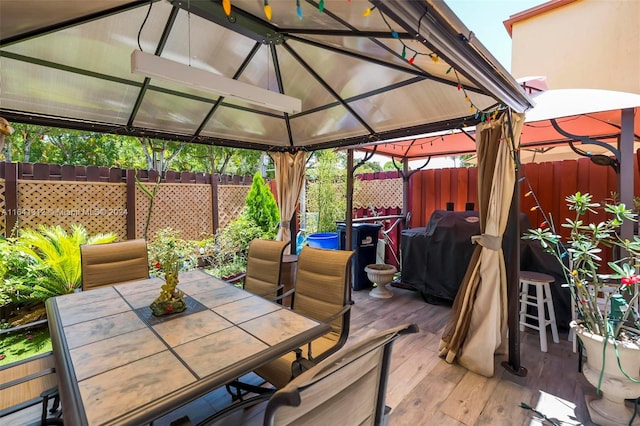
[306,150,346,233]
[12,225,117,302]
[147,228,200,276]
[1,225,116,306]
[0,224,116,325]
[203,217,264,279]
[244,172,279,237]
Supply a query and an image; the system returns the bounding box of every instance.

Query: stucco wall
[510,0,640,94]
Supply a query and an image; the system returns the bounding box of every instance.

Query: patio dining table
[45,269,330,425]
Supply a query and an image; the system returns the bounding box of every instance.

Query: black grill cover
[401,210,481,305]
[400,210,572,330]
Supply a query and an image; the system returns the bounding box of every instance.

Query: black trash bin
[337,223,382,290]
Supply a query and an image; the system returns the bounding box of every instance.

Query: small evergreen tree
[244,172,280,237]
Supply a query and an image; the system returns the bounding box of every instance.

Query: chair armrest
[271,287,295,306]
[256,284,284,297]
[321,301,353,324]
[226,272,246,286]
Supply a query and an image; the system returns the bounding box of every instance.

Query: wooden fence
[1,157,636,263]
[0,162,254,241]
[407,155,640,241]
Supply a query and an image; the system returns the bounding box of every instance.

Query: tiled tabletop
[46,269,329,425]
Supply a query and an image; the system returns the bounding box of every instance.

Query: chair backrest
[263,323,419,426]
[244,239,290,297]
[80,239,149,291]
[293,247,355,349]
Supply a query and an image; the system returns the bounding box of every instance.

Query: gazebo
[1,0,535,376]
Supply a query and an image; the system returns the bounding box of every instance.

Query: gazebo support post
[502,113,527,377]
[502,169,527,376]
[346,149,354,252]
[403,158,409,227]
[619,108,634,243]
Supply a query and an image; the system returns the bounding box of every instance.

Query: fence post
[126,169,137,240]
[211,173,219,232]
[4,162,18,236]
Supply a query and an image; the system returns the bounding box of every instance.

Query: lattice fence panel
[17,181,127,240]
[0,179,5,236]
[217,185,250,229]
[135,183,213,241]
[353,178,403,209]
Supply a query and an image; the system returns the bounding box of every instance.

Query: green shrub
[0,236,39,306]
[306,150,346,233]
[147,228,200,276]
[8,224,117,303]
[245,172,279,237]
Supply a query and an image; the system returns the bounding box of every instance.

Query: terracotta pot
[571,321,640,425]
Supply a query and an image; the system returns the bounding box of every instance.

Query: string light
[264,0,272,20]
[296,0,303,19]
[221,1,503,121]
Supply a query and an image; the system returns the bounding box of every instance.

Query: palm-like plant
[15,224,116,302]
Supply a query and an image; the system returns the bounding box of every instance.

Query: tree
[306,150,346,233]
[139,137,183,172]
[1,123,265,175]
[244,172,280,237]
[355,161,382,174]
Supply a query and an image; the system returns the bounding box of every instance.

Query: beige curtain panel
[273,151,306,243]
[439,112,525,377]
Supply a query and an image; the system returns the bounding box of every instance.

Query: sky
[444,0,544,70]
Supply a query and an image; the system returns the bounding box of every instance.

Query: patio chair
[263,323,419,426]
[0,351,62,425]
[228,239,290,299]
[253,246,355,389]
[80,239,149,291]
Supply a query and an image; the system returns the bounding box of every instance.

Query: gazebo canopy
[0,0,533,152]
[356,88,640,162]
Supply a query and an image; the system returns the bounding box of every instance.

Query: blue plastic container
[306,232,339,250]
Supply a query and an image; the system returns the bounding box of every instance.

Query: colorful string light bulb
[263,0,272,20]
[222,0,231,16]
[318,0,325,12]
[363,6,376,16]
[296,0,303,19]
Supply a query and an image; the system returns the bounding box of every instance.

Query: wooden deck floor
[5,284,601,426]
[349,285,597,426]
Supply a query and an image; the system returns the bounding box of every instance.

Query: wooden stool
[519,271,559,352]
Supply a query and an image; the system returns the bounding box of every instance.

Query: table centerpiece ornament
[523,192,640,426]
[149,233,186,316]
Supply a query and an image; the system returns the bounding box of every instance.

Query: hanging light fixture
[131,51,302,114]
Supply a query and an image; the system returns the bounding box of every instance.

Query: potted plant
[524,192,640,426]
[148,229,188,316]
